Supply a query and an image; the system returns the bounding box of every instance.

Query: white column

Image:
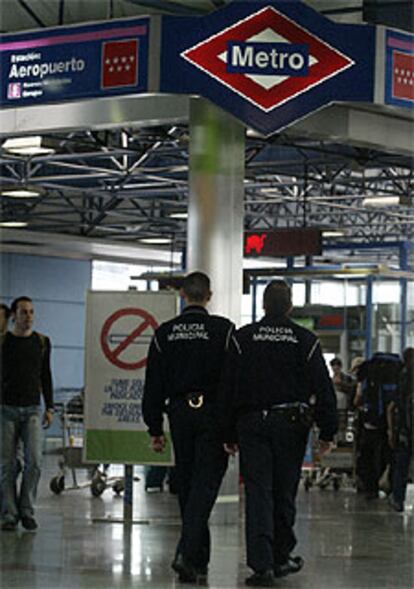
[187,98,245,324]
[187,98,245,524]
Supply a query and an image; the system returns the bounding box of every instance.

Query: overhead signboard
[244,228,322,257]
[384,29,414,109]
[0,17,149,107]
[160,0,375,136]
[84,291,177,465]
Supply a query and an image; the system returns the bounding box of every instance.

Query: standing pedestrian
[219,280,338,587]
[0,303,10,337]
[1,296,54,531]
[0,303,11,514]
[142,272,234,582]
[330,357,355,410]
[387,347,413,512]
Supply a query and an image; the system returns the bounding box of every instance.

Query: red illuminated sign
[244,228,322,257]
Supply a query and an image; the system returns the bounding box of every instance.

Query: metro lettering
[227,42,308,76]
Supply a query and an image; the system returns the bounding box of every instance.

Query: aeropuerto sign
[160,0,375,135]
[0,17,149,107]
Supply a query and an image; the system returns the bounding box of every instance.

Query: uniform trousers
[168,400,228,569]
[237,411,309,573]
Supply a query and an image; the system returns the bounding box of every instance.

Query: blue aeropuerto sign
[0,17,149,107]
[384,29,414,109]
[160,0,375,136]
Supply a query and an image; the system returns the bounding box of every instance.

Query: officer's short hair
[0,303,10,319]
[330,357,342,368]
[182,272,211,303]
[263,280,292,317]
[11,296,32,314]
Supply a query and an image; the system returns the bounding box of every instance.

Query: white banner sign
[84,290,177,464]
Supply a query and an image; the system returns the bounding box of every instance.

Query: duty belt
[262,402,313,426]
[185,392,204,409]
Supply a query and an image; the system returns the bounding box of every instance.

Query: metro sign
[160,1,375,135]
[181,6,354,113]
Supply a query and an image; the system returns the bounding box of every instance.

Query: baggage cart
[303,409,355,491]
[49,402,126,497]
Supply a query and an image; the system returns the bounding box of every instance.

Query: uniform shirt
[1,331,54,410]
[219,314,338,442]
[142,305,234,437]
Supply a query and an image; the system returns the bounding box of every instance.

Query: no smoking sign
[100,307,158,370]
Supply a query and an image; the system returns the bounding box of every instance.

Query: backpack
[359,352,403,427]
[391,366,413,447]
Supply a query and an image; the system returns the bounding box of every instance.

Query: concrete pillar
[187,98,245,324]
[187,98,245,524]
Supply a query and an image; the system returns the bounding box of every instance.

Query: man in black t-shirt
[1,296,54,531]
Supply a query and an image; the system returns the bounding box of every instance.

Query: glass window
[91,260,168,291]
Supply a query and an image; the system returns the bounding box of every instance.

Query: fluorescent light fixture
[362,196,400,207]
[322,230,346,237]
[0,221,28,228]
[139,237,172,245]
[169,212,188,219]
[260,187,279,194]
[3,136,55,155]
[1,187,40,198]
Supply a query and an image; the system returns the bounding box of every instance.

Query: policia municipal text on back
[218,279,338,588]
[142,271,234,583]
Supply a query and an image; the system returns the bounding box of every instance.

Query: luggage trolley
[303,409,355,491]
[49,398,125,497]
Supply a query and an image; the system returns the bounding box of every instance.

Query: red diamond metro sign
[181,6,354,113]
[160,1,375,135]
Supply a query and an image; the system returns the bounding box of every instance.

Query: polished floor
[1,451,413,589]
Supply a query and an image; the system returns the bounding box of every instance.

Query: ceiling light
[0,221,28,228]
[1,187,40,198]
[260,188,279,194]
[362,196,400,207]
[169,212,188,219]
[2,136,55,155]
[139,237,172,245]
[322,230,346,237]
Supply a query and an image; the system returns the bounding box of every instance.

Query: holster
[284,403,314,428]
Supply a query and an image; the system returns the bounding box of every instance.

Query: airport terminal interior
[1,0,413,588]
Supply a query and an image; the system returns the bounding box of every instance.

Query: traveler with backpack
[1,296,54,531]
[354,352,403,500]
[387,347,414,512]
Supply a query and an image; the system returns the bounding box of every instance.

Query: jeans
[1,405,43,522]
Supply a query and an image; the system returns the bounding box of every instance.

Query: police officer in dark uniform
[142,271,234,583]
[219,280,338,588]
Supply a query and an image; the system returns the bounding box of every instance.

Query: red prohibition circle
[100,307,159,370]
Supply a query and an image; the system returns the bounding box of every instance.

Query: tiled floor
[1,452,413,589]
